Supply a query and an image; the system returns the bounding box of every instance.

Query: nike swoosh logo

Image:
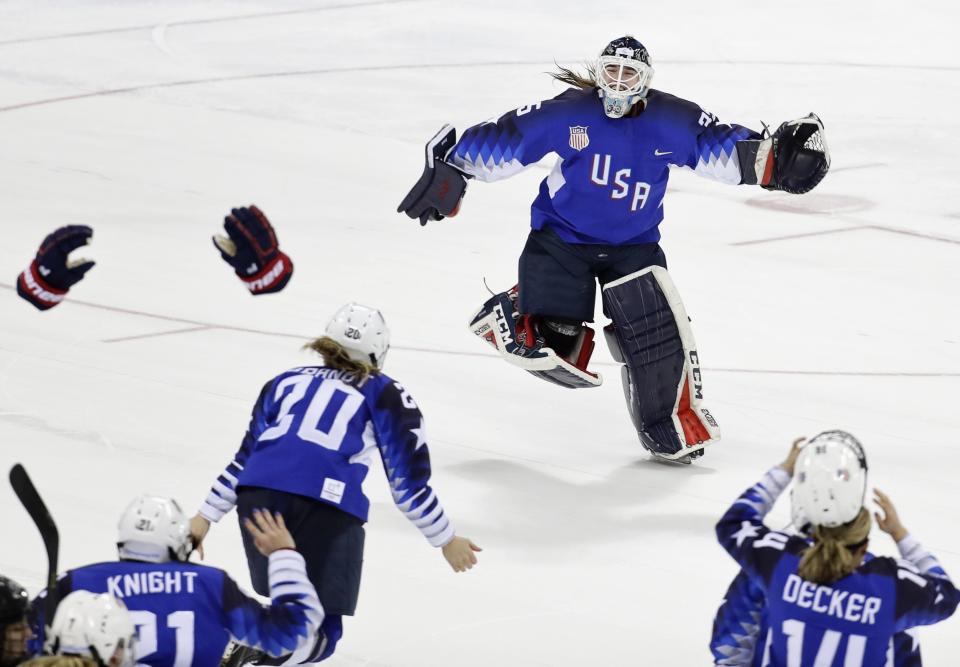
[654,149,672,156]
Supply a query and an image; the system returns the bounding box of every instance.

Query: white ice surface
[1,1,959,665]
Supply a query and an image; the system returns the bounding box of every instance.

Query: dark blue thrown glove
[16,225,95,311]
[213,205,293,295]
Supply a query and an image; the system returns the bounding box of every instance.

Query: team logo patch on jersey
[569,126,590,151]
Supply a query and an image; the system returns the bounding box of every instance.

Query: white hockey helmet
[596,36,654,118]
[324,303,390,369]
[792,430,868,528]
[117,495,192,563]
[788,487,812,536]
[48,591,136,667]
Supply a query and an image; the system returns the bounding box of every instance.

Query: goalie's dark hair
[303,336,378,382]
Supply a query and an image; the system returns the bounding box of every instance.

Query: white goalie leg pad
[603,266,720,460]
[468,290,602,389]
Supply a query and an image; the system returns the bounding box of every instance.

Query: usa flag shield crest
[568,126,589,151]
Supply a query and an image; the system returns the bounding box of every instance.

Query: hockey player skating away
[0,576,32,667]
[710,431,923,666]
[32,591,137,667]
[190,304,481,664]
[715,436,959,666]
[33,497,323,667]
[398,36,830,463]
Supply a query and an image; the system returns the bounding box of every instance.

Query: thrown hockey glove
[397,124,469,226]
[213,205,293,295]
[16,225,95,311]
[743,114,830,194]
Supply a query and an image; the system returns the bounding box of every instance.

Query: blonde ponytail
[303,336,377,382]
[548,62,598,90]
[798,508,872,584]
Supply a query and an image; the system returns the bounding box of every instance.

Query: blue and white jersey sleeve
[716,467,798,584]
[889,534,959,633]
[894,629,923,667]
[200,380,273,522]
[370,379,455,547]
[711,570,766,666]
[221,550,324,660]
[449,99,559,182]
[664,100,760,185]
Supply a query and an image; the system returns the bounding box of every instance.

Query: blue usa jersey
[716,468,957,667]
[449,87,759,245]
[36,551,322,667]
[201,367,455,547]
[711,570,768,666]
[711,569,924,666]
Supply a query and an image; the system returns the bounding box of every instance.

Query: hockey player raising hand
[31,496,323,667]
[710,433,925,666]
[399,36,830,463]
[715,433,958,666]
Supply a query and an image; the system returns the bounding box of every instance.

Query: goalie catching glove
[213,205,293,295]
[397,124,469,226]
[16,225,95,311]
[739,113,830,194]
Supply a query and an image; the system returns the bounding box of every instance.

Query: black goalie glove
[213,205,293,295]
[397,124,469,226]
[16,225,95,311]
[763,114,830,194]
[739,114,830,194]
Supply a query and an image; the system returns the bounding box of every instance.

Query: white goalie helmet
[117,495,192,563]
[792,430,868,528]
[324,302,390,369]
[596,36,655,119]
[49,591,137,667]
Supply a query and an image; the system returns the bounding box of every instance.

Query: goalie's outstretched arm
[397,100,556,225]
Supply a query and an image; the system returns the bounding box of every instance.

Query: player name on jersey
[782,573,882,624]
[106,571,199,599]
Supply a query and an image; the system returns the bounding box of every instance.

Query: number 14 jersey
[716,468,959,666]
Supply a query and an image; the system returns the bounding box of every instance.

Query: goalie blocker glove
[16,225,95,311]
[397,124,469,226]
[213,205,293,295]
[738,113,830,194]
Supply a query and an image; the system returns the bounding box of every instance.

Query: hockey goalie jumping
[398,36,830,463]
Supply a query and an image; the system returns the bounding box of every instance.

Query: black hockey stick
[9,464,60,624]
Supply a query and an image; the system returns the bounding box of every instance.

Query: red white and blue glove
[16,225,95,311]
[212,205,293,295]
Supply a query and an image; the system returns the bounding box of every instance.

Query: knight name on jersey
[106,571,199,599]
[782,573,882,625]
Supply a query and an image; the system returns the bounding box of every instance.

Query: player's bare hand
[244,509,296,556]
[873,488,908,542]
[442,535,482,573]
[779,437,806,476]
[189,514,211,560]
